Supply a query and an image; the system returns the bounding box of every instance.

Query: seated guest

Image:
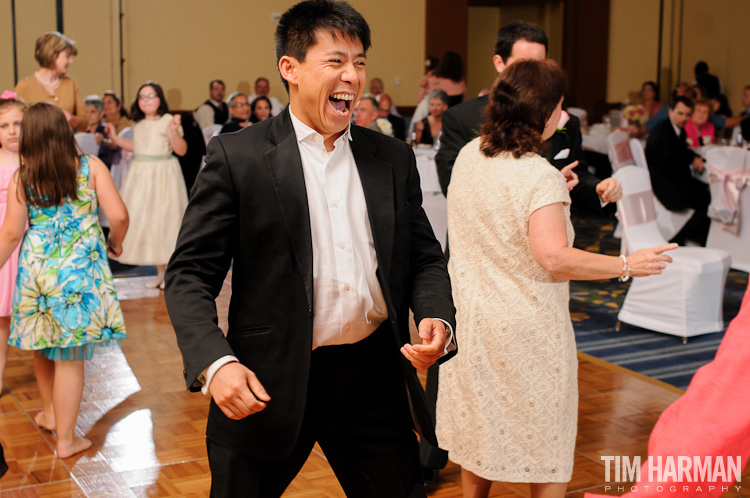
[249,96,272,124]
[220,92,251,134]
[640,80,663,119]
[102,90,133,134]
[194,79,228,130]
[369,77,384,96]
[647,84,746,134]
[417,51,466,107]
[98,91,133,169]
[354,95,392,135]
[377,93,405,140]
[248,77,284,116]
[84,95,106,135]
[740,85,750,118]
[645,96,711,245]
[712,93,733,119]
[684,99,715,148]
[415,89,448,146]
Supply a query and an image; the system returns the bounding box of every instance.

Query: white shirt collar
[289,105,353,145]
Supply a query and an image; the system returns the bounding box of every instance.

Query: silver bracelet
[618,254,630,282]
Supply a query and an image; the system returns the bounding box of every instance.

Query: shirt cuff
[431,318,455,356]
[200,355,239,395]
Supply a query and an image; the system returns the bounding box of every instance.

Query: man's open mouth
[329,93,354,114]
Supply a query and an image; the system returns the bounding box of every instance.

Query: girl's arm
[0,172,28,268]
[169,114,188,157]
[88,156,129,257]
[106,123,134,152]
[528,202,676,281]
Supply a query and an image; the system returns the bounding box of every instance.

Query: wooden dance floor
[0,274,747,497]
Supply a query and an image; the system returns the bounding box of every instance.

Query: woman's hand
[560,162,579,191]
[626,243,678,277]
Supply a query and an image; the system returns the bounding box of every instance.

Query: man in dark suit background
[646,96,711,245]
[435,21,621,210]
[420,20,623,486]
[164,1,455,497]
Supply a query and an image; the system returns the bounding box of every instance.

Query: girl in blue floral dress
[0,102,129,458]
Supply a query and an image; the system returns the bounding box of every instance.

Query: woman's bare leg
[461,468,492,498]
[52,360,91,458]
[33,353,56,430]
[530,482,568,498]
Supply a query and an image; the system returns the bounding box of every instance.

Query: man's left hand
[401,319,447,370]
[596,177,622,203]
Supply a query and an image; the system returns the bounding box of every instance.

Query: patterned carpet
[569,208,748,389]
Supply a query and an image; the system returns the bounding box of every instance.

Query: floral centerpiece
[622,104,647,126]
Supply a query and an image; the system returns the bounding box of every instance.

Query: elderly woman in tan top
[14,31,86,132]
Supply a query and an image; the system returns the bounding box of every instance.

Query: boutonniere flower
[556,110,570,138]
[686,137,693,146]
[376,118,393,136]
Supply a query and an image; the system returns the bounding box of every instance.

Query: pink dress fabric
[0,166,20,316]
[586,283,750,498]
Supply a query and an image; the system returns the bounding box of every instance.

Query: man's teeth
[331,93,354,101]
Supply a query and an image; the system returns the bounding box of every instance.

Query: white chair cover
[607,131,636,171]
[625,138,694,242]
[74,133,99,156]
[614,166,730,339]
[202,124,222,145]
[705,146,750,272]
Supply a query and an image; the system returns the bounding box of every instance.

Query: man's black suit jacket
[164,108,456,462]
[645,119,698,211]
[435,95,603,213]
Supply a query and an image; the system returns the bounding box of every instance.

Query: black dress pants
[668,178,711,246]
[207,326,426,498]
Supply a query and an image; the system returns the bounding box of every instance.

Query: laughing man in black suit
[164,1,456,497]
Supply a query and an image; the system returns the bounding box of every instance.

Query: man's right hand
[209,362,271,420]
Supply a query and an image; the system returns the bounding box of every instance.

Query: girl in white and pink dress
[108,81,188,289]
[0,92,27,390]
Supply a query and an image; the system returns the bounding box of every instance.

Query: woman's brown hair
[19,102,79,207]
[34,31,78,69]
[480,59,566,158]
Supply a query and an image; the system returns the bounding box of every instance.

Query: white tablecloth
[413,145,447,250]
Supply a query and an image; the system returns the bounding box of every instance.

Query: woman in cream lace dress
[436,60,676,498]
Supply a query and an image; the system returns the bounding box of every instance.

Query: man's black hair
[670,96,695,110]
[275,0,371,92]
[493,21,548,63]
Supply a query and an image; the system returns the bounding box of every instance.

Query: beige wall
[1,0,425,110]
[466,7,500,99]
[606,0,660,104]
[466,2,563,100]
[679,0,750,113]
[608,0,750,112]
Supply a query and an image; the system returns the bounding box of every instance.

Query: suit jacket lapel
[264,109,314,313]
[350,128,395,283]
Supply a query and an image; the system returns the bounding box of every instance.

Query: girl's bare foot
[57,436,92,458]
[34,411,55,431]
